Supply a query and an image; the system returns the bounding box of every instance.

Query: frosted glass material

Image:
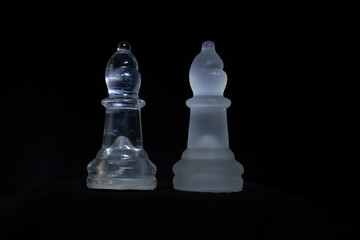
[173,41,244,192]
[87,41,157,190]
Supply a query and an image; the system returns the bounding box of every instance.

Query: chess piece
[173,41,244,192]
[87,41,157,190]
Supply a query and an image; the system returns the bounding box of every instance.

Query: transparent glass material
[172,41,244,192]
[87,41,157,190]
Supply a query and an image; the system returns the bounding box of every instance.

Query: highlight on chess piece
[172,41,244,192]
[87,41,157,190]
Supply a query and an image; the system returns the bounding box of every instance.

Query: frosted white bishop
[172,41,244,192]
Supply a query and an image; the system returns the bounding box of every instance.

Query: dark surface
[0,180,333,239]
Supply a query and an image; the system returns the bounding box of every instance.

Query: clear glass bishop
[87,41,157,190]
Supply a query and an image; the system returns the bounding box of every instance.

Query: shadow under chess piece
[87,41,157,190]
[173,41,244,192]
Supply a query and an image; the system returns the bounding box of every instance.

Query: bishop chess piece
[87,41,157,190]
[173,41,244,192]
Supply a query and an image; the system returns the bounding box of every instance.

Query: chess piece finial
[87,41,157,190]
[172,41,244,192]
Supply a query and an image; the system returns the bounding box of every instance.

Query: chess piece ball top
[117,41,131,51]
[202,40,215,50]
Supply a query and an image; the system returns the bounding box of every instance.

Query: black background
[0,1,353,238]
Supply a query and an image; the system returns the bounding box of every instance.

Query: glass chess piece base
[87,176,156,190]
[87,136,157,190]
[173,148,244,193]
